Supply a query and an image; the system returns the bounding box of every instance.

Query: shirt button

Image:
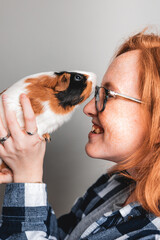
[127,215,133,220]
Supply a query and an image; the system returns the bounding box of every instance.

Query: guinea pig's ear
[55,73,70,91]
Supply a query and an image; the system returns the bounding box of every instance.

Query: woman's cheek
[105,112,133,145]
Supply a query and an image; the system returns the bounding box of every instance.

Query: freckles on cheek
[111,125,126,143]
[107,114,131,143]
[101,104,135,143]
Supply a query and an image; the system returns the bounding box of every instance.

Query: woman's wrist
[13,170,43,183]
[13,177,43,183]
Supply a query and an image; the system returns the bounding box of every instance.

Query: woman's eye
[107,90,115,99]
[74,74,83,81]
[107,93,114,100]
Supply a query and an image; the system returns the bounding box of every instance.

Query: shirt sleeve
[0,173,112,240]
[0,183,60,239]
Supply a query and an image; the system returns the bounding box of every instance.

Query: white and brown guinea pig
[0,71,96,170]
[0,70,97,142]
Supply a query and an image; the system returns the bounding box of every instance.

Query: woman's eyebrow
[102,82,120,92]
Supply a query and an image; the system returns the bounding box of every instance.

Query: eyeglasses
[95,85,142,112]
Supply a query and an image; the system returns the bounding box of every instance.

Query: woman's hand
[0,93,46,183]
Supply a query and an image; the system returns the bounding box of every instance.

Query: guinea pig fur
[0,71,97,141]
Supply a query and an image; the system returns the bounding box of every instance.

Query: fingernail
[21,94,27,98]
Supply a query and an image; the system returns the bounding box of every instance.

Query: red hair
[109,28,160,216]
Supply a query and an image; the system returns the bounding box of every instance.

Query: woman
[0,29,160,239]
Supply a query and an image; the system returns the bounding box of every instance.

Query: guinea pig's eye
[74,74,83,81]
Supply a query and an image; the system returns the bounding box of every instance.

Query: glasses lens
[96,87,106,112]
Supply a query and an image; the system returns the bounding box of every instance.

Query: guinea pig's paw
[0,168,13,183]
[0,160,9,171]
[42,133,51,142]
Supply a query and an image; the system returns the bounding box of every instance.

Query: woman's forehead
[102,50,141,95]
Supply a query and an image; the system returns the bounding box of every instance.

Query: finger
[2,94,23,140]
[0,111,12,153]
[0,140,10,156]
[0,168,13,183]
[20,94,38,134]
[0,105,9,139]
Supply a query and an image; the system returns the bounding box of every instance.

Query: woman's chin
[85,143,101,158]
[85,142,117,163]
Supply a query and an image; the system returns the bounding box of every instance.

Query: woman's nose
[83,97,97,117]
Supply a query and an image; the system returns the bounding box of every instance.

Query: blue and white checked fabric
[0,172,160,239]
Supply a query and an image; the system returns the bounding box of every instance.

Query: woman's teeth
[91,125,104,134]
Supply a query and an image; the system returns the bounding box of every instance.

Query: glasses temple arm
[109,90,142,104]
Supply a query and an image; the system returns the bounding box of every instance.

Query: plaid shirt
[0,172,160,239]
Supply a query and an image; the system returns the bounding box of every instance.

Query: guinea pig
[0,71,97,170]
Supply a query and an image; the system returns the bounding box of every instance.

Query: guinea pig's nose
[87,72,97,90]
